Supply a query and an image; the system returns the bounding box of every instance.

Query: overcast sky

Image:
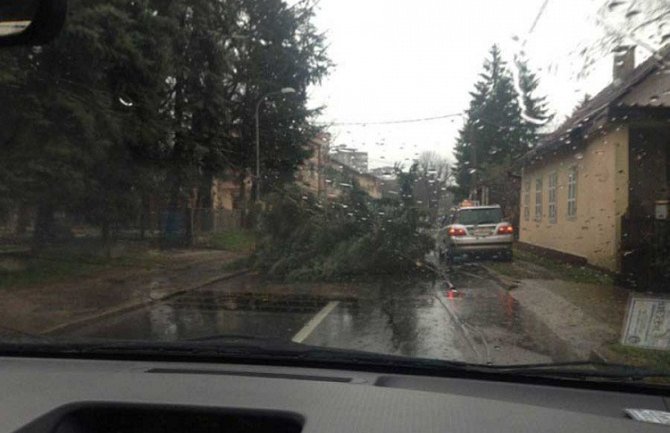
[306,0,631,169]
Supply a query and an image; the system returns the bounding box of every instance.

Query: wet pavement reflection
[63,262,564,365]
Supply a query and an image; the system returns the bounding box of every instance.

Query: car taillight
[448,227,467,237]
[497,225,514,235]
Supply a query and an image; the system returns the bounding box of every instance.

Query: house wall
[211,179,234,210]
[331,150,369,173]
[356,173,382,199]
[326,161,383,200]
[211,177,251,211]
[296,136,329,197]
[520,127,629,271]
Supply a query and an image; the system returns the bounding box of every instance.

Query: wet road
[62,262,560,365]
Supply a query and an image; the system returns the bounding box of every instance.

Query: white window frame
[548,172,557,224]
[523,180,530,222]
[567,167,577,218]
[535,177,543,221]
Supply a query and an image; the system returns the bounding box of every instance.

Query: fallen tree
[254,171,434,282]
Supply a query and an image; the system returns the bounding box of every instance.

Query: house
[211,176,252,211]
[519,45,670,274]
[295,135,394,201]
[326,161,384,199]
[330,147,369,173]
[325,157,403,200]
[296,133,330,197]
[370,166,396,178]
[209,172,251,230]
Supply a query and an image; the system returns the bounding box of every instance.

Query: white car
[437,205,513,263]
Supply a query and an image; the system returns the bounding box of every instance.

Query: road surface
[60,261,568,365]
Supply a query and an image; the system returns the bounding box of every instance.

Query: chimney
[613,46,635,83]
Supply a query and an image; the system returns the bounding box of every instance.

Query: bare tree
[415,151,452,224]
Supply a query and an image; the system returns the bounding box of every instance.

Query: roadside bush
[254,184,433,281]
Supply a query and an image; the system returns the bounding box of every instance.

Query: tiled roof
[522,45,670,163]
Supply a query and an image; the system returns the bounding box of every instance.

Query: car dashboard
[3,356,670,433]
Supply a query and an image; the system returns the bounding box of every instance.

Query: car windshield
[2,0,670,385]
[455,208,503,225]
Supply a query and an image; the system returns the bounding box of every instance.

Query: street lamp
[255,87,296,202]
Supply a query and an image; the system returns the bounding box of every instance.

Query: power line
[528,0,550,36]
[323,0,549,131]
[324,112,464,127]
[323,2,551,130]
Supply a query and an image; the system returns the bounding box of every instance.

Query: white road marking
[291,301,340,343]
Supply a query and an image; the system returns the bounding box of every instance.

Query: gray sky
[307,0,628,169]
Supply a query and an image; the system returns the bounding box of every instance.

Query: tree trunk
[238,171,250,228]
[32,203,55,251]
[162,178,182,249]
[14,202,30,236]
[101,218,111,259]
[187,207,194,247]
[139,195,147,241]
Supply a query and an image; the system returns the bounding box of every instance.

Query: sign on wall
[622,296,670,350]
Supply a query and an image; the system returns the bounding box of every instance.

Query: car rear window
[455,208,503,225]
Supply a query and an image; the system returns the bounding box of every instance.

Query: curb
[42,269,250,336]
[589,347,610,363]
[479,263,588,361]
[433,290,484,364]
[478,264,519,290]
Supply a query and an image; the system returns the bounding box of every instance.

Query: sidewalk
[0,249,248,336]
[482,254,631,361]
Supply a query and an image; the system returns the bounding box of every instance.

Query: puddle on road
[61,269,578,365]
[303,289,472,362]
[168,292,335,314]
[64,291,346,342]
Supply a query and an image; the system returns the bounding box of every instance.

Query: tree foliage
[414,151,451,223]
[453,45,551,198]
[0,0,331,246]
[254,170,433,282]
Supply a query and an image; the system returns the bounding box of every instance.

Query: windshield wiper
[0,339,666,382]
[0,337,476,371]
[489,361,670,381]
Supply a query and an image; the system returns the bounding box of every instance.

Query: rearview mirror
[0,0,66,46]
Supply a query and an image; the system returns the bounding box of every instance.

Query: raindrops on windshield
[118,97,134,107]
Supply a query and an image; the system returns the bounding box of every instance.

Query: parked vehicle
[437,205,513,263]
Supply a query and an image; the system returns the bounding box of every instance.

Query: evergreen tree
[453,44,550,199]
[454,45,520,197]
[0,0,332,247]
[515,54,553,148]
[572,93,591,115]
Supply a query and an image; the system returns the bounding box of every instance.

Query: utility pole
[470,127,478,202]
[316,139,322,198]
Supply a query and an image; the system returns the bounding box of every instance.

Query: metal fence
[0,207,244,246]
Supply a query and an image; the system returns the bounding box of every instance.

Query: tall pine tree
[0,0,332,247]
[453,44,551,199]
[514,54,553,148]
